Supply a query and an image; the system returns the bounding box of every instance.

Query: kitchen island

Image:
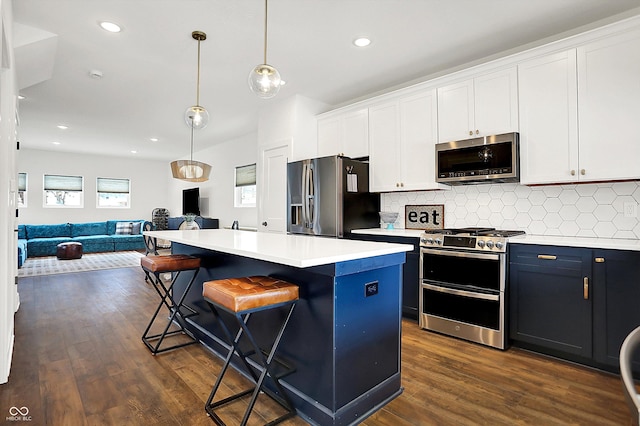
[143,229,412,426]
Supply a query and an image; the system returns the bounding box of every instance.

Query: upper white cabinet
[369,89,444,192]
[317,108,369,158]
[518,50,579,184]
[437,67,519,142]
[519,28,640,184]
[576,28,640,182]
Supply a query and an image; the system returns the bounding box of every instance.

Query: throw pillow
[131,221,142,235]
[115,222,133,235]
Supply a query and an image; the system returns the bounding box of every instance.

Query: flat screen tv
[182,187,200,216]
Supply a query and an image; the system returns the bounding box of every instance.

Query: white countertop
[351,228,424,238]
[351,228,640,252]
[145,229,413,268]
[508,234,640,251]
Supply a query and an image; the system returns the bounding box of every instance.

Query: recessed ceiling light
[57,125,68,130]
[18,95,25,100]
[130,150,137,154]
[353,37,371,47]
[52,141,61,145]
[150,138,158,142]
[99,21,122,33]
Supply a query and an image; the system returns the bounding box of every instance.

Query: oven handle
[422,282,500,301]
[420,247,501,261]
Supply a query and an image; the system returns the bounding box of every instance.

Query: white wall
[17,149,170,224]
[166,132,258,229]
[0,0,18,384]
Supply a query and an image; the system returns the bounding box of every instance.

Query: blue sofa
[18,220,148,266]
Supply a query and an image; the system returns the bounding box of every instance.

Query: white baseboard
[1,332,14,384]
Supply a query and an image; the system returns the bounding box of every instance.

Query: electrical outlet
[623,202,638,218]
[365,281,378,297]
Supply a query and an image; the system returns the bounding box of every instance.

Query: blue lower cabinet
[592,249,640,372]
[509,244,592,359]
[509,244,640,373]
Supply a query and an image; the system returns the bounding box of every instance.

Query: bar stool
[140,254,201,355]
[202,276,299,426]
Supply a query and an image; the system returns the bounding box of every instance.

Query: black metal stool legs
[142,268,199,354]
[204,301,297,426]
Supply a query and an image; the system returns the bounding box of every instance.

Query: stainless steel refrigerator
[287,155,380,237]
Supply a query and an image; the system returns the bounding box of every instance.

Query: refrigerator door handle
[302,162,309,228]
[307,162,315,228]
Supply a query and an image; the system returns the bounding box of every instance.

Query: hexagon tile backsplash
[381,181,640,239]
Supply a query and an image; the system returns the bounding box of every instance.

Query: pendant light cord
[190,122,194,162]
[263,0,268,64]
[196,38,202,106]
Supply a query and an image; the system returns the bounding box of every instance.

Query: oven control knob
[427,238,434,244]
[486,240,494,249]
[495,241,504,249]
[420,238,427,244]
[477,240,485,248]
[435,238,442,245]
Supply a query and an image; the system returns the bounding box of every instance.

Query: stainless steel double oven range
[419,227,525,350]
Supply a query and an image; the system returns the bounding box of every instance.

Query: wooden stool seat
[140,254,200,273]
[56,242,83,260]
[202,276,299,313]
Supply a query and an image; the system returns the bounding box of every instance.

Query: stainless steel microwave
[435,132,519,185]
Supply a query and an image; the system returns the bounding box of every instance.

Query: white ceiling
[13,0,640,161]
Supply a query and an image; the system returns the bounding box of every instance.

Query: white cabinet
[519,29,640,184]
[317,108,368,158]
[576,28,640,182]
[518,50,579,184]
[369,89,443,192]
[437,67,518,142]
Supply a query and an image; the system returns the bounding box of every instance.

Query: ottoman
[56,242,83,260]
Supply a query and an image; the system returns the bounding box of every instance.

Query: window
[234,163,256,208]
[17,172,27,208]
[97,177,131,208]
[43,174,83,207]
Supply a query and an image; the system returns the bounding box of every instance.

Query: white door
[259,144,289,233]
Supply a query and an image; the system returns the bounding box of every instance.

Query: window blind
[44,174,83,191]
[97,177,130,193]
[18,173,27,191]
[235,164,256,187]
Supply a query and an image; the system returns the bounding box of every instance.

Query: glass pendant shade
[249,0,281,99]
[248,64,281,99]
[184,105,209,129]
[170,159,211,182]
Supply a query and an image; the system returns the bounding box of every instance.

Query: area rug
[18,251,144,277]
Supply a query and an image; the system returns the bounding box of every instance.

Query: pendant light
[184,31,209,129]
[171,30,212,182]
[248,0,282,99]
[170,123,212,182]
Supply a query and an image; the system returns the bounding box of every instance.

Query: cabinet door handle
[583,277,589,300]
[475,129,479,135]
[595,257,605,263]
[469,130,473,136]
[581,169,586,175]
[537,254,557,260]
[570,170,576,176]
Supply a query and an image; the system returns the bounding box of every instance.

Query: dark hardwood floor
[1,266,633,425]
